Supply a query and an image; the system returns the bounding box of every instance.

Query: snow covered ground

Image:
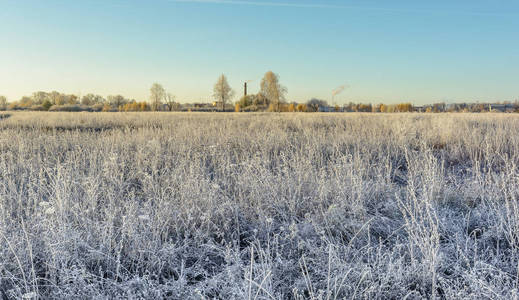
[1,112,519,299]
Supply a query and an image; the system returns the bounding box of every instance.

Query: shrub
[29,105,47,111]
[102,104,113,112]
[42,100,53,111]
[91,103,104,112]
[296,103,307,112]
[48,105,89,112]
[241,105,263,112]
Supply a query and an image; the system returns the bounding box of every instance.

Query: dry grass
[1,111,519,298]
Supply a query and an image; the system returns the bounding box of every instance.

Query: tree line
[0,89,179,112]
[1,71,518,113]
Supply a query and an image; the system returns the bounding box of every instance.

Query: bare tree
[150,83,166,111]
[213,74,234,112]
[81,94,105,106]
[0,96,7,110]
[32,91,49,105]
[165,93,178,111]
[260,71,286,112]
[66,95,79,105]
[107,95,128,108]
[49,91,65,106]
[306,98,329,112]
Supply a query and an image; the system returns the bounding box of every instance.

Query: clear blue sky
[1,0,518,104]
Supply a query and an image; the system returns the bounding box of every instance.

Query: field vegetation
[1,112,519,298]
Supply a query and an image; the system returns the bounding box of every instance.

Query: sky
[0,0,518,105]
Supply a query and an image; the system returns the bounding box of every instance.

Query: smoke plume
[332,84,348,97]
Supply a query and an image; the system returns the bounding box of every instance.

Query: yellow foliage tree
[102,104,112,112]
[396,103,413,112]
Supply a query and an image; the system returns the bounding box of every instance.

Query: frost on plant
[0,112,519,298]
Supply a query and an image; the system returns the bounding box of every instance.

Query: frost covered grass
[1,111,519,298]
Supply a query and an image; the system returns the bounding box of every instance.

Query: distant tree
[140,102,150,111]
[253,93,269,106]
[19,96,33,108]
[42,100,52,111]
[296,103,306,112]
[432,102,446,113]
[164,93,179,111]
[49,91,65,105]
[107,95,128,108]
[0,96,7,110]
[81,94,105,106]
[357,103,372,112]
[237,95,253,108]
[235,103,241,112]
[66,95,79,105]
[260,71,286,112]
[447,104,458,113]
[101,104,112,112]
[279,103,290,112]
[122,100,136,112]
[32,91,49,105]
[150,83,166,111]
[213,74,234,112]
[396,103,413,112]
[306,98,328,112]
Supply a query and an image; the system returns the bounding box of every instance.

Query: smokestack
[244,82,247,97]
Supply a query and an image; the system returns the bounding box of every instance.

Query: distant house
[194,103,211,109]
[489,103,515,112]
[318,106,335,112]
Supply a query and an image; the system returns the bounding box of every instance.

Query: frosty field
[1,112,519,299]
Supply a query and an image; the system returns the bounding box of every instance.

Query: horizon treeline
[1,71,518,113]
[2,91,518,113]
